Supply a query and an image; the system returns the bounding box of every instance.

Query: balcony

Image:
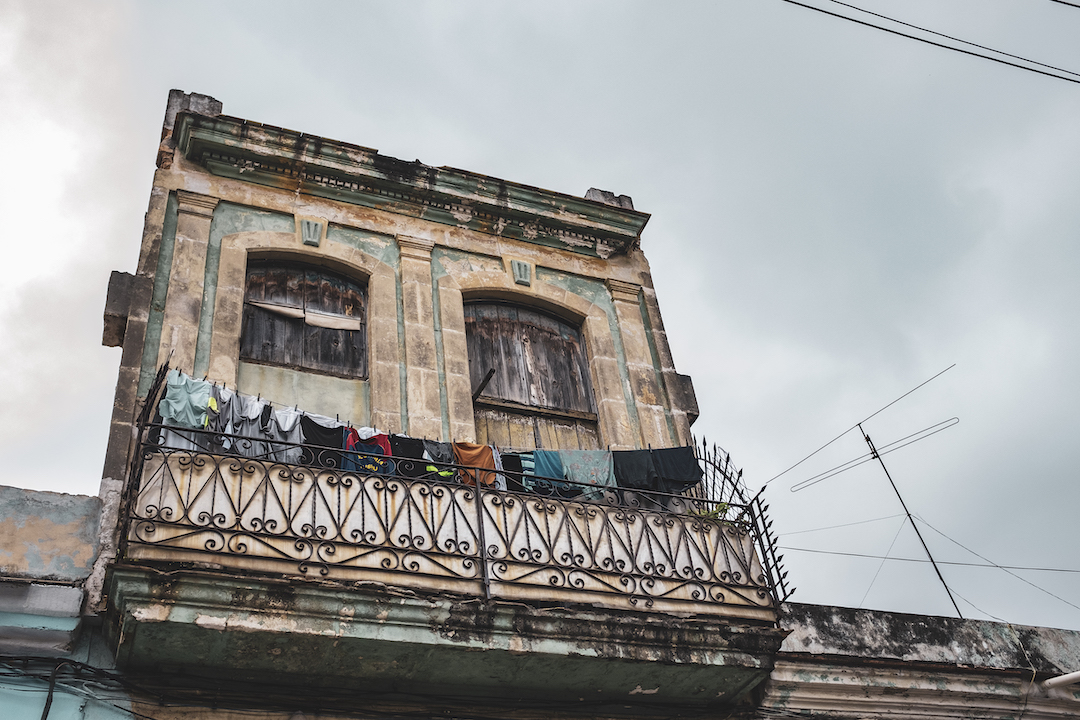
[121,426,782,621]
[106,393,791,713]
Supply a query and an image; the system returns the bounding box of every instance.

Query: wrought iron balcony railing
[120,372,790,620]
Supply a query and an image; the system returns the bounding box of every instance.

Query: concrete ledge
[107,567,788,713]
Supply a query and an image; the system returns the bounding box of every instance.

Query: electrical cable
[1050,0,1080,8]
[762,364,954,488]
[778,546,1080,573]
[779,512,904,536]
[825,0,1080,78]
[912,516,1080,613]
[778,0,1080,86]
[858,516,907,608]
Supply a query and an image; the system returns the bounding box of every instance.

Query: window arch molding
[459,286,589,328]
[244,248,375,287]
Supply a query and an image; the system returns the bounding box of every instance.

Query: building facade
[0,90,1076,720]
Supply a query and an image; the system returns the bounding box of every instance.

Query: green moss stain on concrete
[638,291,677,442]
[193,203,294,377]
[536,267,641,444]
[0,486,101,581]
[138,191,178,397]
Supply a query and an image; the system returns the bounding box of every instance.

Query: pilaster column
[158,190,219,373]
[398,235,444,440]
[607,279,673,449]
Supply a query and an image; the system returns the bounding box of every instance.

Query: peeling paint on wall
[0,486,100,581]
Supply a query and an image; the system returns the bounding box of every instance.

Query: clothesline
[154,368,704,498]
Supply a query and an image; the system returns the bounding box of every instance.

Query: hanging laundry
[230,394,273,459]
[524,450,578,499]
[651,446,704,492]
[300,414,345,469]
[452,442,498,487]
[613,447,704,495]
[390,435,428,478]
[266,406,304,464]
[490,447,508,491]
[158,370,212,452]
[499,453,527,492]
[532,450,564,481]
[368,433,391,457]
[342,428,395,474]
[422,440,455,480]
[159,370,211,428]
[559,449,615,501]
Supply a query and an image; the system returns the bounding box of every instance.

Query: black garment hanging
[613,447,703,494]
[299,415,345,468]
[390,435,428,478]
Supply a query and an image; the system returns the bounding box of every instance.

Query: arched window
[464,302,598,449]
[240,262,367,379]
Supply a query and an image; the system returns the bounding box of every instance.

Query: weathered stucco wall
[0,485,101,581]
[757,602,1080,719]
[107,90,697,458]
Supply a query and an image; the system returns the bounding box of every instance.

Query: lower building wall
[0,676,131,720]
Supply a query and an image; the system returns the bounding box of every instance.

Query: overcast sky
[3,0,1079,631]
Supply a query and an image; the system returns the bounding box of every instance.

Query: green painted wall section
[0,677,132,720]
[431,253,451,440]
[638,292,678,442]
[193,203,295,377]
[137,191,178,398]
[535,267,642,445]
[327,224,399,267]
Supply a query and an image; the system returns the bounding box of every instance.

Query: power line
[779,512,904,536]
[913,516,1080,614]
[858,516,907,608]
[779,546,1080,573]
[778,0,1080,86]
[1050,0,1080,9]
[825,0,1080,79]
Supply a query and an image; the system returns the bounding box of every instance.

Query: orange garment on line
[452,442,497,487]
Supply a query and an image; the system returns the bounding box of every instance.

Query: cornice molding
[175,113,649,259]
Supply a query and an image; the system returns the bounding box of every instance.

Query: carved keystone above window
[511,260,531,286]
[295,216,326,247]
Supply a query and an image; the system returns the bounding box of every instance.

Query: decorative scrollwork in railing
[124,425,777,616]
